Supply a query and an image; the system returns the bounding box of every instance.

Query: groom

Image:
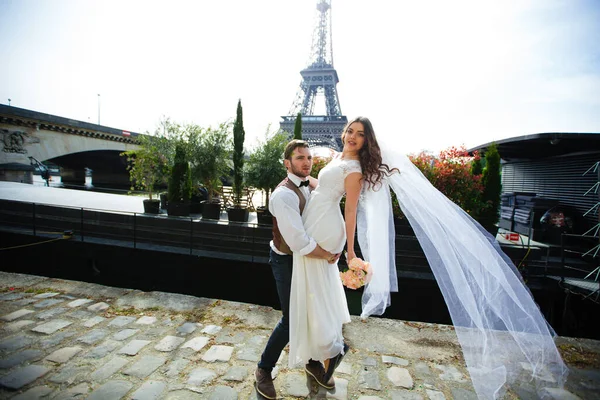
[255,139,340,399]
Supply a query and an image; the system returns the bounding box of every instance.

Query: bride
[289,117,568,399]
[288,117,397,381]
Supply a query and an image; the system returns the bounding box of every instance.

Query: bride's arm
[344,173,363,261]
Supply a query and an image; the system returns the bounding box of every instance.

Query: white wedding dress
[356,144,567,399]
[287,143,566,398]
[288,156,360,367]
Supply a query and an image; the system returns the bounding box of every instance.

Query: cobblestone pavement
[1,272,599,399]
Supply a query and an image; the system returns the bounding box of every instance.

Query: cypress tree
[293,112,302,140]
[481,142,502,231]
[168,142,192,203]
[233,99,245,206]
[471,155,483,176]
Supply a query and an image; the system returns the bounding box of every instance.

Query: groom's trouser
[258,249,292,372]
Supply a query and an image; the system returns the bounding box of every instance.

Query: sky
[0,0,599,155]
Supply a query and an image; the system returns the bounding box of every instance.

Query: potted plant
[160,192,168,210]
[245,129,288,225]
[167,142,193,217]
[189,123,231,220]
[189,185,208,214]
[144,117,182,211]
[227,100,250,222]
[121,136,168,214]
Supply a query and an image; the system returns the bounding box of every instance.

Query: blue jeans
[258,249,293,372]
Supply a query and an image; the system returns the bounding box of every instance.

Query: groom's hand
[307,245,340,263]
[327,252,341,264]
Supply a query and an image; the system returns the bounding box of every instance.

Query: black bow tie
[299,180,310,188]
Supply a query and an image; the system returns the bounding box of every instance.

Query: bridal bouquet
[340,255,373,289]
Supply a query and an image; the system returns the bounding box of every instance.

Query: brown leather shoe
[305,360,335,390]
[255,368,277,399]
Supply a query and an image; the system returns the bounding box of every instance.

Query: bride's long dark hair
[341,116,399,189]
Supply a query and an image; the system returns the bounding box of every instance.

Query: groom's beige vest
[272,178,310,255]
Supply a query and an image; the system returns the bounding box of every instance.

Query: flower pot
[189,201,203,214]
[167,201,190,217]
[143,199,161,214]
[159,193,168,209]
[201,202,221,220]
[256,207,273,225]
[227,206,249,223]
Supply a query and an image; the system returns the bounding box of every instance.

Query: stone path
[1,272,599,399]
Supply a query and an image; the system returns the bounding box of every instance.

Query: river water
[32,174,91,189]
[32,174,267,207]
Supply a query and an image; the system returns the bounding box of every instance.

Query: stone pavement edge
[0,271,599,400]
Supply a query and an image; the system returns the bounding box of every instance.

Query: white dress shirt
[269,173,316,256]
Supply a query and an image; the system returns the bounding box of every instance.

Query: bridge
[0,104,141,187]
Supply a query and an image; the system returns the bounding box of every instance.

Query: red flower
[407,145,485,221]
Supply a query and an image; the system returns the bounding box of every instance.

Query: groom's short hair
[284,140,309,160]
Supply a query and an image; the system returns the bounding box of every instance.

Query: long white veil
[356,143,568,399]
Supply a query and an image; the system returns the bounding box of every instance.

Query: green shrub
[480,142,501,229]
[245,130,288,209]
[168,142,192,203]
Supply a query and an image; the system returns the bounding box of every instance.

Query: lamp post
[8,98,11,106]
[97,94,100,125]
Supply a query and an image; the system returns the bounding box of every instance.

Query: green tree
[168,142,193,203]
[121,118,180,200]
[480,142,502,231]
[232,99,246,206]
[293,112,302,140]
[150,116,184,167]
[189,123,232,203]
[245,129,288,209]
[121,142,168,201]
[471,151,483,176]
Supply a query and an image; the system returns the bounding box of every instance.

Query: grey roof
[468,132,600,160]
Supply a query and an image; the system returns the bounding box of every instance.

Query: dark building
[470,132,600,230]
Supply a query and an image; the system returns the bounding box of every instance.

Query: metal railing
[560,233,600,280]
[0,198,438,276]
[0,199,272,263]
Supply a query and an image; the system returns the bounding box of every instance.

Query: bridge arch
[1,104,140,186]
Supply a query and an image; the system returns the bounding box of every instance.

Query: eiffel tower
[280,0,347,151]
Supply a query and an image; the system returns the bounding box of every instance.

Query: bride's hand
[346,251,357,262]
